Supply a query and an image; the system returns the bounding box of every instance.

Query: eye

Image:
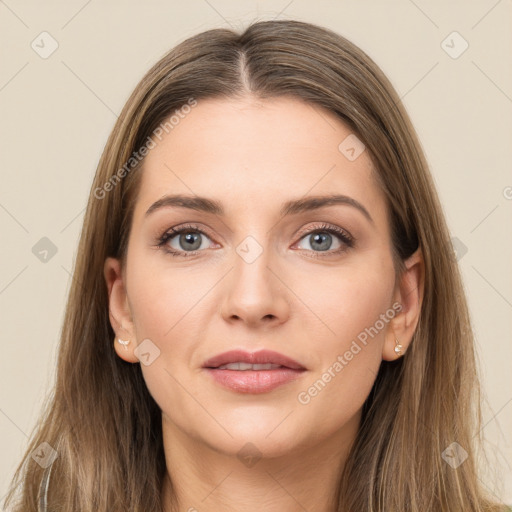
[156,224,215,257]
[294,223,355,257]
[156,222,355,259]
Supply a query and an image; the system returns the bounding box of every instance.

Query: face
[105,95,419,459]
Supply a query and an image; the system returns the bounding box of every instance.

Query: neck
[161,413,359,512]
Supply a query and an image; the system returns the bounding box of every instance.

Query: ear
[382,247,425,361]
[104,256,139,363]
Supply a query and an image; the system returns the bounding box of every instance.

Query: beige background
[1,0,511,505]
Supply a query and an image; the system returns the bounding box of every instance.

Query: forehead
[133,96,386,222]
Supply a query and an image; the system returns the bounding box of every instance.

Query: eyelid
[156,223,216,248]
[294,222,354,243]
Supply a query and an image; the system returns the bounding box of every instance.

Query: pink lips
[203,349,306,394]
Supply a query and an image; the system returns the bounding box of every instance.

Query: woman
[3,19,507,512]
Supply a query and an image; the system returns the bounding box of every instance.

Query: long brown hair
[3,19,506,511]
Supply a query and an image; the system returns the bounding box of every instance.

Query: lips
[202,349,306,371]
[202,349,307,393]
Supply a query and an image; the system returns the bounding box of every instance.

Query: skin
[104,95,424,512]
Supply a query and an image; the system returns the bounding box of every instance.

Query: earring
[394,338,403,357]
[117,338,130,351]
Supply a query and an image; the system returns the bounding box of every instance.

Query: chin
[204,429,304,461]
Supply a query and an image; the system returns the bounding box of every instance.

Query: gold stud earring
[394,338,403,357]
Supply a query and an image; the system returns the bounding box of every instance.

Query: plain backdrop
[1,0,511,505]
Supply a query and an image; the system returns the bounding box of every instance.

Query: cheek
[293,257,395,348]
[292,259,394,413]
[125,259,216,411]
[126,255,206,339]
[125,263,208,421]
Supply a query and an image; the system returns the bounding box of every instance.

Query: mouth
[202,349,306,394]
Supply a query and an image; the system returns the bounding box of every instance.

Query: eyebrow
[145,194,374,224]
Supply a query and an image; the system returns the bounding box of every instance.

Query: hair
[3,19,506,512]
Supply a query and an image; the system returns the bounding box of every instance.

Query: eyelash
[156,222,355,259]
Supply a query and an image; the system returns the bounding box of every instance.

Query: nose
[219,243,290,328]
